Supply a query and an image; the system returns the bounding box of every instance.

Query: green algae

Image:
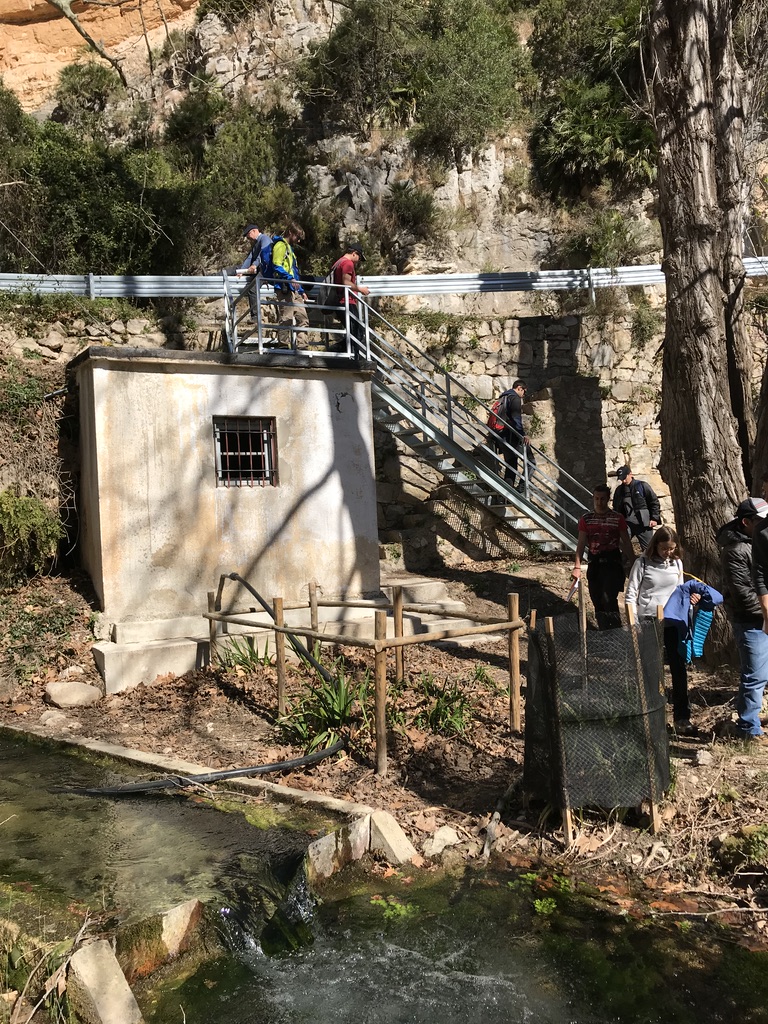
[195,794,341,835]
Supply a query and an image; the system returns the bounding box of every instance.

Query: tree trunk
[651,0,750,600]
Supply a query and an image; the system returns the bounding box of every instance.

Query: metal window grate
[214,416,278,487]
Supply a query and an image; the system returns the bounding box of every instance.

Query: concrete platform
[93,637,209,694]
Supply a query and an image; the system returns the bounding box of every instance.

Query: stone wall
[375,291,768,566]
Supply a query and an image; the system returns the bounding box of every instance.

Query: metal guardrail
[2,257,767,301]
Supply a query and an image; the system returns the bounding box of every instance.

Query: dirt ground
[2,554,768,946]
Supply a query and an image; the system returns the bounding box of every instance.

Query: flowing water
[0,734,335,921]
[4,733,768,1024]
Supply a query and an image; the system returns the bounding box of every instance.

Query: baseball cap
[616,465,632,481]
[735,497,768,520]
[347,241,366,261]
[242,224,259,236]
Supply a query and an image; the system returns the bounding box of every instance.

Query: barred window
[213,417,278,487]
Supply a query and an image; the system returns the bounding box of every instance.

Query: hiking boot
[743,733,768,746]
[674,719,696,736]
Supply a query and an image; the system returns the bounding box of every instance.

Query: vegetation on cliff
[0,0,651,278]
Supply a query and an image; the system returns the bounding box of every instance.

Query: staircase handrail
[354,296,593,509]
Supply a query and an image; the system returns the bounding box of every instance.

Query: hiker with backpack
[269,223,309,348]
[487,379,535,494]
[611,465,661,551]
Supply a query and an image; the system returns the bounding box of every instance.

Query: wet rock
[44,681,102,708]
[161,899,204,958]
[68,940,144,1024]
[370,810,419,864]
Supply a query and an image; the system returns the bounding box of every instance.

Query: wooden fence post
[626,604,662,833]
[309,581,318,633]
[207,591,217,667]
[544,616,575,847]
[374,610,388,777]
[393,586,404,683]
[508,593,521,733]
[274,597,286,716]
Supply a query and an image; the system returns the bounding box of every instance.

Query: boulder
[44,681,102,708]
[67,940,143,1024]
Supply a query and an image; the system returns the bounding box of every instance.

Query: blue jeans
[732,622,768,737]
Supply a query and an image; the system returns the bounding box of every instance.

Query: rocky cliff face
[0,0,197,111]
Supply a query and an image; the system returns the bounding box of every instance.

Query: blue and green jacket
[270,235,304,294]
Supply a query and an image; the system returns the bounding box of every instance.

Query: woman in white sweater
[625,526,684,619]
[625,526,698,735]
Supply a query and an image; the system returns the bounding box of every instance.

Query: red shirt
[578,510,628,555]
[332,255,358,307]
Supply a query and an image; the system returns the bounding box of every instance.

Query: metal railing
[217,274,590,548]
[2,256,767,303]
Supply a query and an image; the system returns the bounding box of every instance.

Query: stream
[4,734,768,1024]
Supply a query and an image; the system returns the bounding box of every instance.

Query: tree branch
[43,0,128,86]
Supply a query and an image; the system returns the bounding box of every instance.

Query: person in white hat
[717,496,768,743]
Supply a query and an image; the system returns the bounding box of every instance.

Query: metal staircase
[224,276,591,553]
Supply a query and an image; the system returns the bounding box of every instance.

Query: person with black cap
[236,224,273,322]
[611,465,661,551]
[328,241,370,346]
[718,497,768,743]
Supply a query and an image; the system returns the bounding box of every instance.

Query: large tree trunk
[651,0,750,599]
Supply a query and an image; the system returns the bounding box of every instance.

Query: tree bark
[651,0,750,596]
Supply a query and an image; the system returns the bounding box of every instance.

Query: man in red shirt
[330,241,370,346]
[572,484,634,629]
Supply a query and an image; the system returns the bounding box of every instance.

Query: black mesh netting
[524,616,670,810]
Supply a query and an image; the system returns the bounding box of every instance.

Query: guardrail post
[87,273,96,300]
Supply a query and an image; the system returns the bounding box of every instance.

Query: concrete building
[71,348,380,691]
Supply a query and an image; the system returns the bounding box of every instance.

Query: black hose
[52,737,346,798]
[222,572,334,684]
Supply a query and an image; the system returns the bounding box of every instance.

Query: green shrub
[299,0,529,154]
[164,84,229,171]
[630,297,664,349]
[409,0,531,159]
[0,491,63,584]
[0,360,45,420]
[531,80,656,195]
[279,661,367,752]
[196,0,264,25]
[529,0,642,86]
[298,0,419,135]
[385,181,439,239]
[53,62,124,138]
[552,207,643,269]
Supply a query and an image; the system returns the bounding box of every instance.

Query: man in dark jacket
[491,379,536,494]
[611,465,661,551]
[719,497,768,742]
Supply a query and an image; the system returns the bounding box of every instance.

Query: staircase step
[381,577,461,606]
